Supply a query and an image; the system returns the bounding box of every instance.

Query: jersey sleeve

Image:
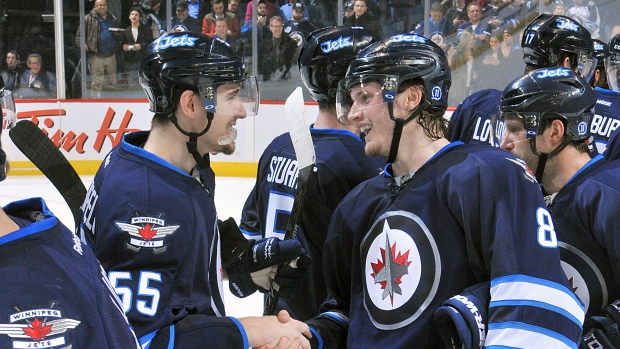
[448,151,585,348]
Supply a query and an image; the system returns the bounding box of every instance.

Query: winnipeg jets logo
[555,18,579,32]
[361,211,440,330]
[116,216,180,252]
[0,307,80,348]
[506,157,536,183]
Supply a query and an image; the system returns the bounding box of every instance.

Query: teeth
[360,125,372,133]
[218,125,237,145]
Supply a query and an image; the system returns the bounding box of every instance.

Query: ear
[561,56,572,69]
[178,90,198,120]
[548,119,566,145]
[403,86,422,111]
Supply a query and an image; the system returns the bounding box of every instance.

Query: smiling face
[206,83,248,154]
[215,19,228,38]
[353,0,367,17]
[269,18,284,38]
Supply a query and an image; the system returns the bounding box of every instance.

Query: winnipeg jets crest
[0,307,80,348]
[116,215,180,252]
[361,211,441,330]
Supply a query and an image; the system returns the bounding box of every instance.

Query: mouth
[360,124,372,135]
[218,124,238,145]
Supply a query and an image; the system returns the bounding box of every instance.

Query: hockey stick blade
[264,87,316,315]
[9,120,87,230]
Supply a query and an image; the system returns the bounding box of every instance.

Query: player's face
[348,81,394,158]
[209,83,248,155]
[500,115,541,175]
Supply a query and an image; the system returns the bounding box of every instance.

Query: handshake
[218,217,311,298]
[582,300,620,348]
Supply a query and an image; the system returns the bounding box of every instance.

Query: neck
[0,209,19,239]
[143,124,197,174]
[541,146,591,194]
[391,122,449,176]
[313,109,356,132]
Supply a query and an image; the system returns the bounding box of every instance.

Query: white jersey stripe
[486,322,576,349]
[490,275,585,325]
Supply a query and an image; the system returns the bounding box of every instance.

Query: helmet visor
[577,52,597,83]
[1,90,16,130]
[199,75,259,117]
[605,56,620,92]
[336,74,399,125]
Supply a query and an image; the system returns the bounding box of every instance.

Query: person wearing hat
[280,0,309,21]
[170,0,201,34]
[343,1,355,21]
[284,2,315,39]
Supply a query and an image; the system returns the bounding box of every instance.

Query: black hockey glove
[433,281,490,349]
[273,252,311,298]
[581,300,620,349]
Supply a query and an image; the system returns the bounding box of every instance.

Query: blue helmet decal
[431,86,442,100]
[390,34,426,44]
[157,34,198,50]
[535,67,571,79]
[320,36,353,54]
[577,121,588,135]
[554,18,579,32]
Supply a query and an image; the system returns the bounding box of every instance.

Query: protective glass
[605,56,620,92]
[1,90,16,130]
[199,75,259,117]
[499,112,538,140]
[336,74,399,125]
[577,52,597,83]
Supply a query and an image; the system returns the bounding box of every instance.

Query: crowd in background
[1,0,619,102]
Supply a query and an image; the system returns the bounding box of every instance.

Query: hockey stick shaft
[9,120,87,230]
[264,87,316,315]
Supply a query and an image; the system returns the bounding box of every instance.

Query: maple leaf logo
[22,318,52,342]
[138,224,157,241]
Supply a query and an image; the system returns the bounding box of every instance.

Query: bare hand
[240,310,311,349]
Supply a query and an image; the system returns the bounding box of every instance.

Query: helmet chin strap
[530,136,571,183]
[386,100,428,164]
[171,112,214,169]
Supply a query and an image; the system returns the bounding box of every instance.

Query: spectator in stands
[445,0,469,28]
[214,17,238,50]
[122,7,153,84]
[553,1,566,15]
[171,0,202,34]
[343,1,355,21]
[258,16,297,81]
[140,0,163,39]
[1,51,24,91]
[245,0,278,24]
[202,0,241,38]
[566,0,600,38]
[76,0,122,98]
[240,0,270,38]
[526,0,560,14]
[458,2,490,47]
[280,0,309,21]
[343,0,382,38]
[188,0,202,20]
[477,32,507,90]
[413,1,456,41]
[284,2,315,39]
[484,0,528,34]
[228,0,243,24]
[447,29,478,101]
[16,53,56,99]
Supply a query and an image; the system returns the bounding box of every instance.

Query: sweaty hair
[398,78,448,140]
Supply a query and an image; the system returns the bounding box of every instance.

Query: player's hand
[581,300,620,348]
[274,254,311,298]
[225,237,305,297]
[242,310,311,349]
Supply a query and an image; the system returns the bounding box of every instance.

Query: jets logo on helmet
[361,211,440,330]
[320,36,353,54]
[536,67,571,78]
[593,41,605,52]
[555,17,579,32]
[391,34,426,44]
[157,34,198,50]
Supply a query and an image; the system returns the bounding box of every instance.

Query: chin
[220,143,236,156]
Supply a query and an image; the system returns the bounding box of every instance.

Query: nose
[347,105,363,124]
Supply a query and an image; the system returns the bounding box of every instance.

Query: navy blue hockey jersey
[240,126,384,320]
[448,89,504,146]
[1,198,140,348]
[80,132,249,348]
[546,155,620,323]
[310,142,584,348]
[592,87,620,155]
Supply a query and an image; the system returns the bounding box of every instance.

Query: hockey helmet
[592,39,608,69]
[0,76,16,182]
[521,14,596,81]
[499,67,594,142]
[606,34,620,92]
[337,33,451,123]
[298,26,380,104]
[139,32,259,117]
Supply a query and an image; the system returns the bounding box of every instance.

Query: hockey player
[499,67,620,348]
[304,34,584,348]
[588,38,620,156]
[79,32,311,349]
[602,34,620,161]
[449,14,595,147]
[238,26,384,321]
[0,78,141,348]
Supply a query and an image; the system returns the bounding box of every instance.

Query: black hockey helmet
[298,26,380,104]
[499,67,594,142]
[139,32,258,117]
[339,33,451,117]
[592,39,608,68]
[606,34,620,92]
[521,14,596,81]
[0,76,16,182]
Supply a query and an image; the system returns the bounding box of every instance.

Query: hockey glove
[274,252,311,298]
[225,236,307,298]
[581,300,620,349]
[433,281,489,349]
